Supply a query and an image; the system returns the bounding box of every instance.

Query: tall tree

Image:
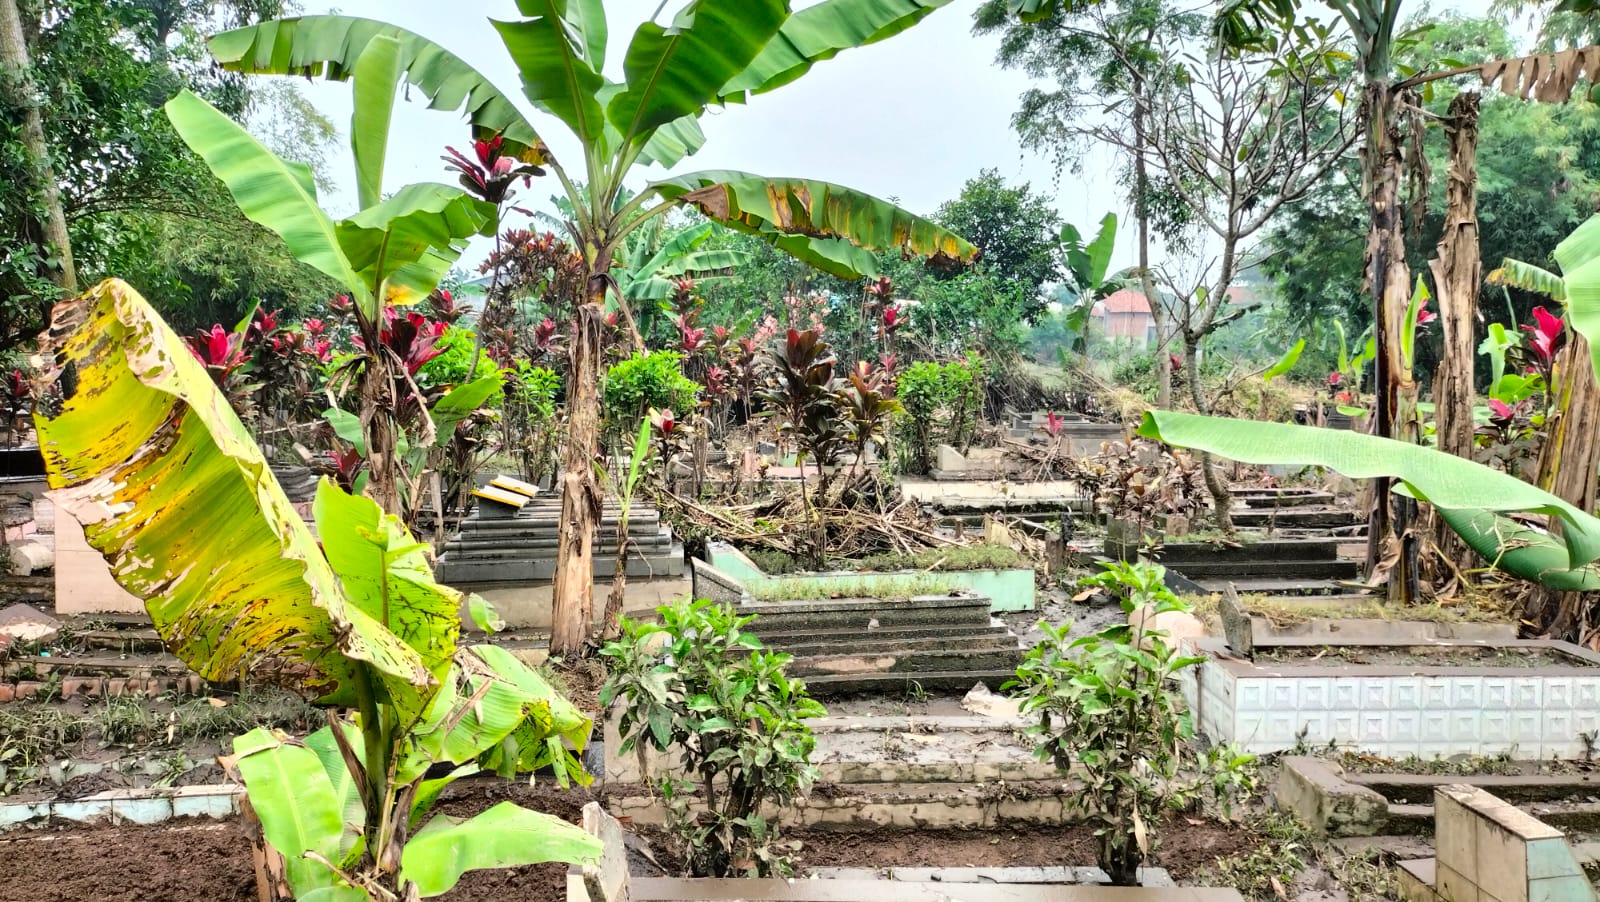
[209,1,979,656]
[1129,33,1355,532]
[931,168,1061,321]
[0,0,75,302]
[974,0,1204,409]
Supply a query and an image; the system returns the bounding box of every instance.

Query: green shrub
[603,350,699,427]
[418,325,500,393]
[1007,561,1256,886]
[505,362,562,483]
[601,600,824,877]
[896,354,986,474]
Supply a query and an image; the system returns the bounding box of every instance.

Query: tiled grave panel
[1191,664,1600,758]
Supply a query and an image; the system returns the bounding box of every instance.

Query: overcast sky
[297,0,1498,274]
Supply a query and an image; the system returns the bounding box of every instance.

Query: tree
[0,0,76,308]
[0,0,335,350]
[931,169,1060,321]
[974,0,1204,409]
[1131,32,1355,532]
[209,2,979,657]
[1225,0,1600,603]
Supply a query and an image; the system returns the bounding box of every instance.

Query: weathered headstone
[1219,582,1253,659]
[576,801,631,902]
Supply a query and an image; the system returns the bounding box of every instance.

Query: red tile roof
[1096,288,1151,315]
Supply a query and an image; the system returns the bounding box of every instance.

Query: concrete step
[1165,558,1361,579]
[755,621,1014,646]
[791,648,1025,679]
[1233,488,1336,509]
[1195,576,1358,596]
[1230,507,1360,528]
[773,632,1022,660]
[436,549,684,583]
[801,669,1021,696]
[1152,538,1339,564]
[740,596,996,632]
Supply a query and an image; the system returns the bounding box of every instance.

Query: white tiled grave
[1176,638,1600,759]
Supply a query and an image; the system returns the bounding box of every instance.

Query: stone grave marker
[1218,583,1253,659]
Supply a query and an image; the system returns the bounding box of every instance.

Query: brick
[12,681,40,700]
[0,683,13,702]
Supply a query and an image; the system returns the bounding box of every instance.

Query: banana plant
[1137,410,1600,592]
[33,280,600,900]
[203,0,979,656]
[163,36,506,518]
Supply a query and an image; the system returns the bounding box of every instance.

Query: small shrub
[896,354,986,474]
[1007,561,1256,886]
[743,547,801,575]
[601,599,825,877]
[417,325,501,391]
[604,350,699,430]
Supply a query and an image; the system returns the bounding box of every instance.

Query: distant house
[1091,288,1156,348]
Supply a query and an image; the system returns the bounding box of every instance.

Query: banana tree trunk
[1184,338,1233,534]
[1530,333,1600,642]
[550,265,608,657]
[0,0,75,294]
[355,315,403,518]
[1428,92,1481,566]
[1361,80,1414,600]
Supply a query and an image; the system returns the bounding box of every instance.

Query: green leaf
[298,888,370,902]
[607,0,787,151]
[1553,214,1600,385]
[228,729,346,896]
[35,281,434,712]
[468,594,505,634]
[399,802,601,897]
[334,184,494,310]
[1082,212,1117,290]
[493,3,609,153]
[1487,258,1567,301]
[314,481,462,686]
[410,763,480,829]
[1138,410,1600,571]
[351,35,402,210]
[653,170,978,270]
[1401,276,1429,372]
[636,114,707,168]
[165,91,366,306]
[720,0,955,102]
[302,724,365,859]
[1479,322,1518,387]
[406,644,592,782]
[1263,339,1305,383]
[429,372,505,446]
[324,407,366,455]
[208,16,545,163]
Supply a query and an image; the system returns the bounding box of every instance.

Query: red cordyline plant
[354,308,447,376]
[1521,306,1563,380]
[442,133,544,205]
[1044,411,1065,439]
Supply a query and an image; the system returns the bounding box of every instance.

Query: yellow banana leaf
[32,279,437,716]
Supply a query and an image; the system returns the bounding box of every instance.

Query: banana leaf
[1554,213,1600,385]
[334,183,494,307]
[1137,410,1600,572]
[208,15,545,163]
[720,0,956,102]
[492,3,609,152]
[350,34,402,210]
[653,170,979,270]
[399,802,600,898]
[33,280,435,715]
[165,90,368,307]
[607,0,786,148]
